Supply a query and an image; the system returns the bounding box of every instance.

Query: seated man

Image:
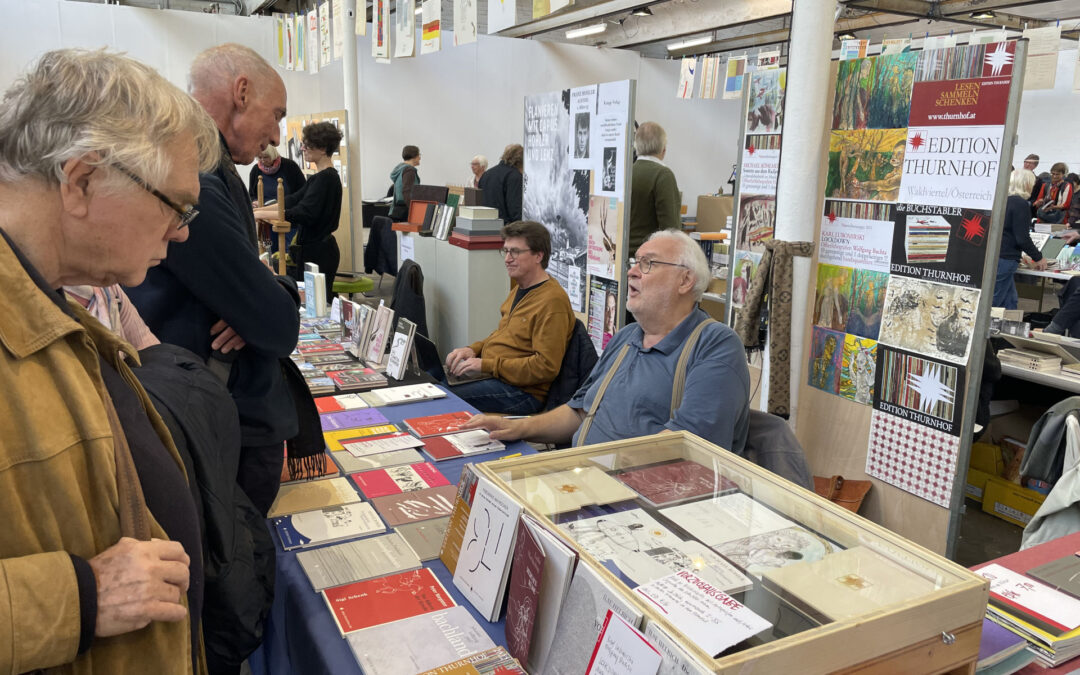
[445,221,574,414]
[464,229,750,452]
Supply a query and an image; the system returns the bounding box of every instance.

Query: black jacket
[390,258,429,338]
[248,158,307,202]
[1000,194,1042,262]
[544,319,598,411]
[127,142,302,446]
[479,161,523,223]
[284,166,342,244]
[133,344,274,675]
[364,215,398,277]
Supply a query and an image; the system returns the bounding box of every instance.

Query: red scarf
[258,157,282,174]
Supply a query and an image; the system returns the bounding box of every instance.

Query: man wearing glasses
[444,221,574,414]
[465,230,749,453]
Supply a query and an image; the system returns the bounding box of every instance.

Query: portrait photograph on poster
[877,276,979,364]
[808,327,845,395]
[587,276,619,354]
[840,334,877,405]
[846,268,889,340]
[813,264,854,333]
[890,204,989,288]
[873,345,965,436]
[827,128,907,202]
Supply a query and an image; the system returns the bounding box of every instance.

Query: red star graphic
[959,213,986,242]
[908,132,925,150]
[747,143,756,156]
[827,212,838,223]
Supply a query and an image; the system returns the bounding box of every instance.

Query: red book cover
[315,397,345,413]
[504,518,545,663]
[323,568,455,635]
[616,460,739,506]
[297,340,346,355]
[971,532,1080,577]
[404,411,473,438]
[351,462,451,499]
[421,435,462,461]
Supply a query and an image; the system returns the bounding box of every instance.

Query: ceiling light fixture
[565,23,607,39]
[837,32,857,41]
[666,36,712,51]
[415,6,422,13]
[970,10,996,19]
[631,6,653,17]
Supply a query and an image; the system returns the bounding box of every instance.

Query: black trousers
[292,237,340,300]
[237,441,285,517]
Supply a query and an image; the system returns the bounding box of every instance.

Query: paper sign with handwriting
[634,571,771,656]
[586,610,662,675]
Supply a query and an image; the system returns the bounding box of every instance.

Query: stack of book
[323,365,388,392]
[449,206,503,250]
[998,348,1062,372]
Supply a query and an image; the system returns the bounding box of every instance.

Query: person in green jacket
[628,122,682,255]
[389,144,421,221]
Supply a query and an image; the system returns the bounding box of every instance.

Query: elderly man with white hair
[0,49,219,673]
[629,121,682,255]
[465,229,750,452]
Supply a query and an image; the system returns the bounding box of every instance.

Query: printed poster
[840,39,868,61]
[730,251,760,308]
[922,34,957,51]
[677,58,696,99]
[914,40,1015,82]
[698,55,720,99]
[588,276,618,354]
[421,0,441,54]
[881,38,911,55]
[746,69,784,134]
[394,0,416,57]
[488,0,516,34]
[898,125,1003,209]
[737,135,780,253]
[808,327,845,395]
[723,56,746,100]
[827,128,907,202]
[587,195,619,278]
[308,11,320,74]
[737,195,775,254]
[1023,25,1060,90]
[523,90,588,312]
[812,264,854,334]
[332,0,345,59]
[873,346,965,436]
[833,53,917,130]
[891,203,989,288]
[284,15,295,70]
[866,409,961,507]
[756,50,780,70]
[969,30,1007,46]
[818,212,893,274]
[877,276,979,365]
[739,142,780,196]
[454,0,477,45]
[847,268,888,340]
[840,335,877,404]
[274,14,286,67]
[594,80,629,200]
[569,85,597,171]
[293,14,305,72]
[321,2,333,65]
[908,77,1010,127]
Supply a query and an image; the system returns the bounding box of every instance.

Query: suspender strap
[575,344,631,447]
[670,318,716,417]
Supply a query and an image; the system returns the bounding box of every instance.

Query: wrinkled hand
[445,347,476,374]
[89,538,190,638]
[461,414,524,441]
[450,357,482,378]
[210,319,247,353]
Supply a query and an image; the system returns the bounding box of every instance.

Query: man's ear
[232,75,251,112]
[58,155,98,219]
[679,269,696,296]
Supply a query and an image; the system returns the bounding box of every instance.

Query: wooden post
[272,177,290,276]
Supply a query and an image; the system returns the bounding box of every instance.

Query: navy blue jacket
[128,149,301,446]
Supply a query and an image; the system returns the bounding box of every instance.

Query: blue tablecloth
[248,386,533,674]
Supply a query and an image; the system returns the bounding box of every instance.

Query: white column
[343,0,364,272]
[763,0,836,425]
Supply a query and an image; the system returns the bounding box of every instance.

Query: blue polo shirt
[568,308,750,452]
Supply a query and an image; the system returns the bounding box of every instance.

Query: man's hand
[461,414,526,441]
[445,347,476,374]
[450,357,482,378]
[1059,230,1080,245]
[210,319,247,353]
[89,538,190,638]
[1033,258,1049,271]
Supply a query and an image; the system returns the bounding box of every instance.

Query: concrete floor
[954,498,1025,567]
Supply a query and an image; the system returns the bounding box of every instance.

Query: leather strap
[670,318,716,417]
[575,344,630,447]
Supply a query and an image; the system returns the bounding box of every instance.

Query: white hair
[471,154,488,170]
[0,49,219,187]
[1009,168,1036,198]
[188,43,278,100]
[647,229,710,301]
[634,122,667,157]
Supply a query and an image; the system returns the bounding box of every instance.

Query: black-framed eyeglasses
[627,257,687,274]
[500,247,533,259]
[111,164,198,229]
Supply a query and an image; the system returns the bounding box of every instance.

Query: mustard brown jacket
[0,233,200,674]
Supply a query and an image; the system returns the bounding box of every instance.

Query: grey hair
[189,43,278,99]
[0,49,220,187]
[647,229,710,301]
[1008,169,1035,198]
[259,144,280,162]
[471,154,488,170]
[634,121,667,157]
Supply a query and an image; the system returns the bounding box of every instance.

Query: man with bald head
[129,44,301,517]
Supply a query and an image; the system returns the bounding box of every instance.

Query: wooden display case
[476,431,989,674]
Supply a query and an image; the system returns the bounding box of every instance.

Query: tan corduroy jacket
[0,233,202,674]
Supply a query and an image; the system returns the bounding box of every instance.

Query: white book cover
[297,531,422,591]
[273,502,385,550]
[660,492,795,547]
[331,448,424,473]
[541,561,644,675]
[386,318,417,380]
[364,303,395,365]
[343,433,426,457]
[452,477,522,620]
[586,610,662,675]
[523,516,579,674]
[353,303,374,357]
[634,571,772,657]
[347,605,495,674]
[323,393,370,410]
[364,383,446,405]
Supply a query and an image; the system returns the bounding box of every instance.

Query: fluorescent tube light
[565,23,607,39]
[631,6,653,16]
[666,36,712,51]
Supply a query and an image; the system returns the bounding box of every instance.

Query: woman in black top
[255,121,343,299]
[994,168,1045,309]
[248,144,306,203]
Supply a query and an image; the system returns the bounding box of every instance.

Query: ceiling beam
[844,0,1051,30]
[498,0,649,38]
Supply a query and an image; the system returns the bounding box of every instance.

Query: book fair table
[247,387,534,675]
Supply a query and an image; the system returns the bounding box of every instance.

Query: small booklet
[331,448,424,474]
[361,383,447,406]
[297,531,422,591]
[351,462,451,499]
[319,408,390,431]
[315,393,370,413]
[404,411,474,438]
[323,568,455,636]
[347,606,496,675]
[267,476,361,518]
[342,432,425,458]
[372,485,459,527]
[422,430,505,461]
[273,502,385,551]
[395,516,451,561]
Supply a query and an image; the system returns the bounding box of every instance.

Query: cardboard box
[695,195,734,233]
[968,442,1005,476]
[965,467,996,504]
[981,476,1046,527]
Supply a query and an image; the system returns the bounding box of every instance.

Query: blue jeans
[446,377,544,415]
[993,258,1020,310]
